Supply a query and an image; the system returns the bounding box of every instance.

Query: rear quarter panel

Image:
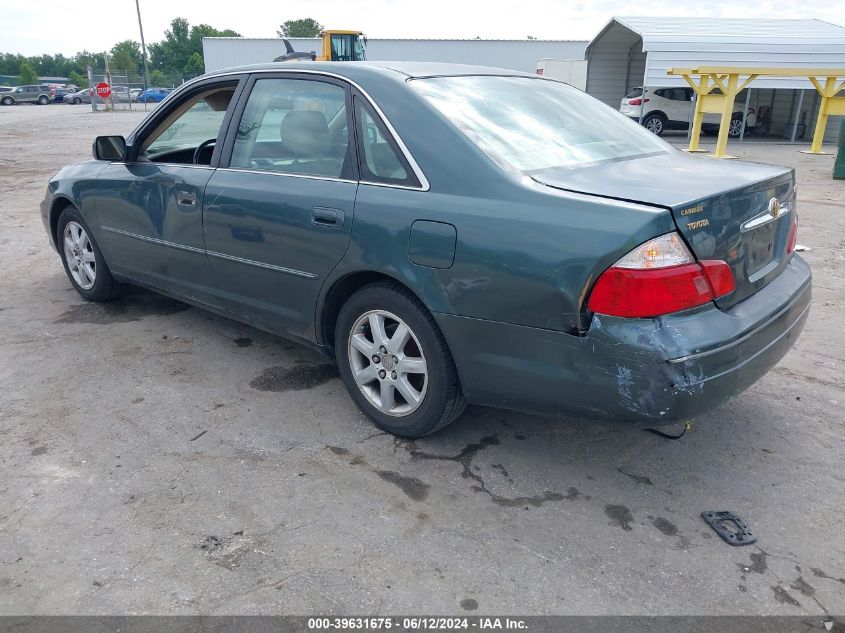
[337,180,676,334]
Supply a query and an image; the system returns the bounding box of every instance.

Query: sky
[2,0,845,56]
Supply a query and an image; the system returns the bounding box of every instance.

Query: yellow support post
[711,73,737,158]
[803,76,845,155]
[688,85,707,152]
[669,69,711,153]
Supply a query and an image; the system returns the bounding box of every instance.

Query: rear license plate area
[745,221,777,280]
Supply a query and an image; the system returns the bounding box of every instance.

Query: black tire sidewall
[1,97,12,106]
[57,207,117,301]
[335,284,455,437]
[38,96,49,105]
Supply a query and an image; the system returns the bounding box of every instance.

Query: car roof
[204,61,537,80]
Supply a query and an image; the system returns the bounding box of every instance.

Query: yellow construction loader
[274,30,367,63]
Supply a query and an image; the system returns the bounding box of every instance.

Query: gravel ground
[0,104,843,616]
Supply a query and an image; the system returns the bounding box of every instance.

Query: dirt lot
[0,104,843,616]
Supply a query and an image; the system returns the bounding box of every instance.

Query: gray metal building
[202,37,588,74]
[585,17,845,143]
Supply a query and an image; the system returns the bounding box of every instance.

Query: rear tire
[57,206,126,302]
[728,115,745,138]
[642,113,666,136]
[335,282,466,438]
[38,95,49,105]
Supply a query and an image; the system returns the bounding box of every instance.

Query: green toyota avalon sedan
[41,62,811,437]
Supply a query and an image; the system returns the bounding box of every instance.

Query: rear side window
[354,96,418,187]
[229,77,352,179]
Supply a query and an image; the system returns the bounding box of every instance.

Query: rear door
[203,73,358,339]
[663,88,692,125]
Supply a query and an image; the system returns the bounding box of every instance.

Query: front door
[95,79,241,307]
[203,74,358,340]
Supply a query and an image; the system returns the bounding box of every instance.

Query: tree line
[0,17,241,88]
[1,17,327,88]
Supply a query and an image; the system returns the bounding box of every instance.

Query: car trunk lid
[532,151,795,308]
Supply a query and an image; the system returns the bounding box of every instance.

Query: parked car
[52,87,75,103]
[1,84,54,105]
[620,87,756,137]
[40,62,810,438]
[108,86,132,102]
[63,88,93,104]
[130,88,143,101]
[136,87,170,103]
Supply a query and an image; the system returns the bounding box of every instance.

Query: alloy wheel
[729,118,743,137]
[63,221,96,290]
[347,310,428,417]
[646,117,663,134]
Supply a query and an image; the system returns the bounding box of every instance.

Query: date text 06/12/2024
[306,617,528,630]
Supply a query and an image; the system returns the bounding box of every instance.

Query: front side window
[140,84,236,164]
[230,78,351,179]
[412,76,671,172]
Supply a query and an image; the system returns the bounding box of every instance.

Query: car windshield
[411,76,671,172]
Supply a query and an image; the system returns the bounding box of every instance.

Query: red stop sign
[95,82,112,98]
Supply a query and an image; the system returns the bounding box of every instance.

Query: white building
[585,17,845,142]
[202,37,588,74]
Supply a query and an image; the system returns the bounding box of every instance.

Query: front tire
[57,206,125,301]
[72,97,81,105]
[642,113,666,136]
[335,282,466,438]
[1,96,13,106]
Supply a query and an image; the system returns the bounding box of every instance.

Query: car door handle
[311,207,344,227]
[177,191,197,207]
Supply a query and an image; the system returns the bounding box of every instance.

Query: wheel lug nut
[391,371,397,380]
[378,370,386,379]
[392,356,397,363]
[380,346,387,353]
[372,355,380,363]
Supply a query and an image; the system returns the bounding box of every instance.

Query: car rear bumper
[436,255,811,425]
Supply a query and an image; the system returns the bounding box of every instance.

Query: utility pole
[87,64,95,113]
[104,52,114,111]
[135,0,150,91]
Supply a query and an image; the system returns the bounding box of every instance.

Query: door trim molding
[206,250,318,279]
[101,226,206,254]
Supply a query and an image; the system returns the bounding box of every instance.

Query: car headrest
[280,110,330,156]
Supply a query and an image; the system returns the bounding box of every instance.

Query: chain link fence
[81,69,204,112]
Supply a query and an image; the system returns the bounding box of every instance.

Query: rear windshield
[410,76,670,171]
[625,88,643,98]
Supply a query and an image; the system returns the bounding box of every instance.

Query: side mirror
[93,135,126,161]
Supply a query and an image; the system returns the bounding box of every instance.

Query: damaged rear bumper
[436,255,811,425]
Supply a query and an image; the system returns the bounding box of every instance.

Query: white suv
[620,87,756,137]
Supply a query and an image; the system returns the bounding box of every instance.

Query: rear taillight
[786,212,798,254]
[588,233,736,318]
[628,98,642,105]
